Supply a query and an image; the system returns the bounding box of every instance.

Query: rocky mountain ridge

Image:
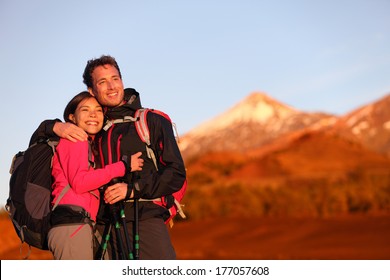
[329,94,390,156]
[179,92,390,160]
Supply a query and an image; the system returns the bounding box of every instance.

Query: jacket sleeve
[29,119,61,146]
[57,139,126,194]
[135,112,186,199]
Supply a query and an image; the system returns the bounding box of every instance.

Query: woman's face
[69,97,104,136]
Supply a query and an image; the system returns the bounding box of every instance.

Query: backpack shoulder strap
[52,184,71,210]
[134,109,159,171]
[47,139,59,168]
[134,109,151,146]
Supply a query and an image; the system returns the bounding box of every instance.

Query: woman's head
[63,91,104,136]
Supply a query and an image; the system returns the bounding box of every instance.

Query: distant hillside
[330,94,390,156]
[179,92,390,220]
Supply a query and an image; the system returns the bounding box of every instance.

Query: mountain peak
[189,92,298,135]
[245,92,277,103]
[246,91,271,101]
[179,91,390,160]
[179,92,337,158]
[239,92,298,119]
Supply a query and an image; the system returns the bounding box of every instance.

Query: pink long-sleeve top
[51,138,125,221]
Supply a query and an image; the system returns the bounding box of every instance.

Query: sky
[1,0,390,208]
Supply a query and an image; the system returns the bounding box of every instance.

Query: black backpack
[6,137,64,251]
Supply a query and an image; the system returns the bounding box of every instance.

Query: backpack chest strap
[103,116,138,131]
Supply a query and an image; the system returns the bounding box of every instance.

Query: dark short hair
[63,91,94,122]
[82,55,122,89]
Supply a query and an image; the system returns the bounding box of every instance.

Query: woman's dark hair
[82,55,122,89]
[63,91,94,122]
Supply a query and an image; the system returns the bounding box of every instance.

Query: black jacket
[97,88,186,221]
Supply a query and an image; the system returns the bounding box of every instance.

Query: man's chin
[103,99,122,108]
[102,93,124,108]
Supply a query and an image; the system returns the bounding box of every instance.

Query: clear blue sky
[1,0,390,207]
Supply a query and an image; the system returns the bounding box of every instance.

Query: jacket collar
[105,88,142,119]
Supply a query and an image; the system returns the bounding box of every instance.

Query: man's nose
[106,80,113,89]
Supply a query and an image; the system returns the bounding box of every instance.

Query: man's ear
[88,88,95,97]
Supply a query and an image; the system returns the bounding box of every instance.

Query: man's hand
[53,122,88,142]
[104,182,132,204]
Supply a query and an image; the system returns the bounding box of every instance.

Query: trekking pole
[105,178,130,259]
[98,223,112,260]
[134,198,140,260]
[119,201,134,260]
[131,174,141,260]
[110,203,128,260]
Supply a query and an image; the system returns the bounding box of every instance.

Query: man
[51,55,186,259]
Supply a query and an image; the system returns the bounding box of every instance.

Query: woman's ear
[68,114,76,124]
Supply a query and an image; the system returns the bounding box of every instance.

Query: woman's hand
[131,152,144,172]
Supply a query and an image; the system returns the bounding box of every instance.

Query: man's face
[89,64,124,108]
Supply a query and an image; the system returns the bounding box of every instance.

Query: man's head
[83,55,125,108]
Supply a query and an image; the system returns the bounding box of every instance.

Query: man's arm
[53,122,88,142]
[136,113,186,199]
[29,119,88,145]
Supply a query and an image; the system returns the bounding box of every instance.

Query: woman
[48,91,143,260]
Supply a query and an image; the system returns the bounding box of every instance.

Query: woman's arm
[57,139,125,194]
